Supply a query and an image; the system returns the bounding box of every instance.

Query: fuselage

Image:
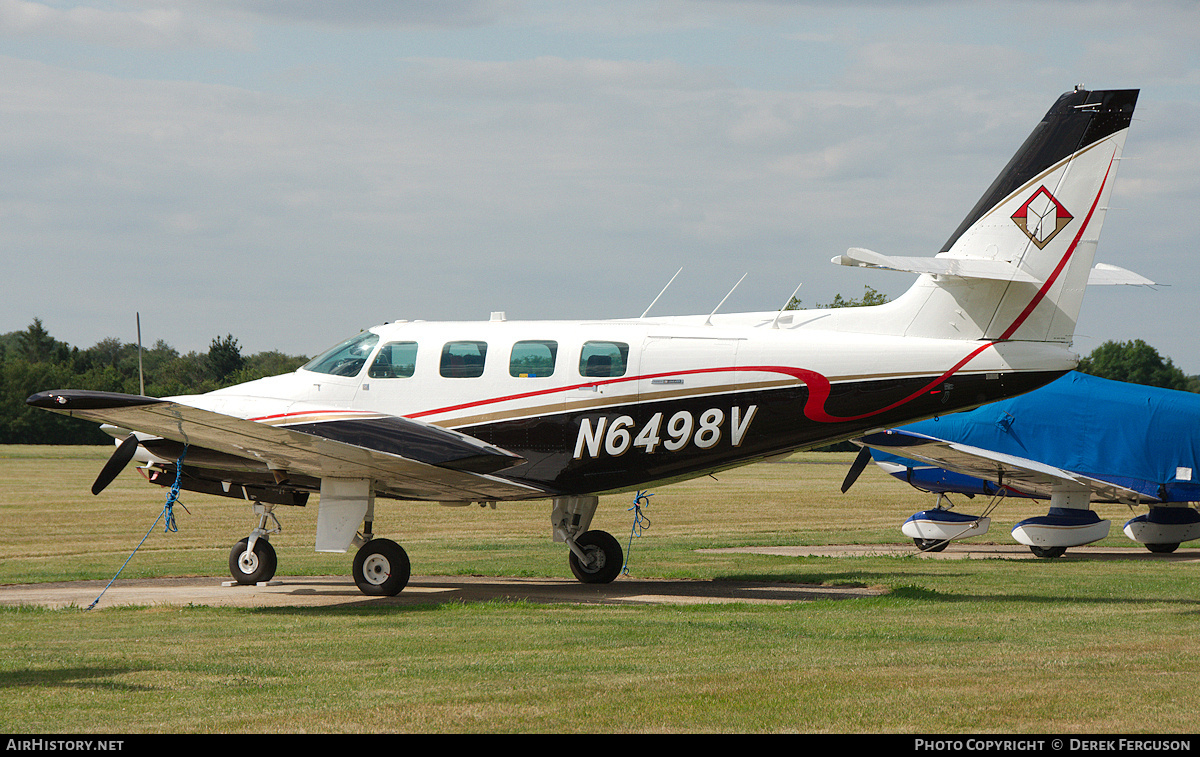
[186,307,1076,498]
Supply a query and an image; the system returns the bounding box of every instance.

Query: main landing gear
[226,493,624,597]
[228,503,282,585]
[555,495,623,585]
[226,501,414,596]
[567,530,623,584]
[351,538,411,596]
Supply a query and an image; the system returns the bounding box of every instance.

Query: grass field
[2,445,1198,733]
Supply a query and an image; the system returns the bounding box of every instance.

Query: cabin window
[440,341,488,378]
[579,341,629,378]
[369,341,418,378]
[510,340,557,378]
[303,331,380,377]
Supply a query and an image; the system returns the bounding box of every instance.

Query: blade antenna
[136,312,145,396]
[704,273,747,326]
[640,267,683,319]
[771,283,803,329]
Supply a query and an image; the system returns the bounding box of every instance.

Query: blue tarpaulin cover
[872,372,1200,502]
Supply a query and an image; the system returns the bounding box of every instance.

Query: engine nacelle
[1012,507,1109,549]
[901,509,990,542]
[1124,506,1200,547]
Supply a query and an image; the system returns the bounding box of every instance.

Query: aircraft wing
[855,428,1155,504]
[27,389,546,502]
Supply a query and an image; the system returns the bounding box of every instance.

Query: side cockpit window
[510,340,557,377]
[369,342,418,378]
[303,332,380,377]
[440,341,488,378]
[579,341,629,378]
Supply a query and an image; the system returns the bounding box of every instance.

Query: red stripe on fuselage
[407,348,997,426]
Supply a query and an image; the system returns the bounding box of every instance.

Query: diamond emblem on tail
[1011,186,1073,249]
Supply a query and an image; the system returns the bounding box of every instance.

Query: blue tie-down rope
[622,490,653,576]
[87,446,188,611]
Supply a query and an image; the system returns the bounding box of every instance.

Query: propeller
[92,433,140,495]
[840,445,874,494]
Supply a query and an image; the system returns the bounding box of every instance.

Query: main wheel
[568,530,623,584]
[352,538,411,596]
[914,538,948,553]
[1029,545,1067,558]
[229,537,277,585]
[1146,542,1180,554]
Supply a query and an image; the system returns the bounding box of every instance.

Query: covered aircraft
[847,372,1200,556]
[29,87,1147,594]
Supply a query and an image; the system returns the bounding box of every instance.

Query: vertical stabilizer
[897,88,1138,343]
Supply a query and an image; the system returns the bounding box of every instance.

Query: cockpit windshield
[302,331,380,377]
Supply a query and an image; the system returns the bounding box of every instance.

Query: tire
[914,538,948,553]
[352,538,411,596]
[229,537,277,585]
[1146,542,1180,554]
[1029,545,1066,558]
[568,530,623,584]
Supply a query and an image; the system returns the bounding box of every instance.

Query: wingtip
[26,389,162,410]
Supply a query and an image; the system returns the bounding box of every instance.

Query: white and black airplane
[29,87,1145,595]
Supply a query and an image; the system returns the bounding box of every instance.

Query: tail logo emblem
[1011,186,1073,249]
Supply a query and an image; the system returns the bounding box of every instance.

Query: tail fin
[853,88,1138,343]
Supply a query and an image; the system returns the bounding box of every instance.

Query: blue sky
[3,1,1199,372]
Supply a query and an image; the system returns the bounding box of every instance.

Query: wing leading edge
[856,428,1153,504]
[27,389,545,502]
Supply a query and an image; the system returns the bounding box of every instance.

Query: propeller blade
[840,445,873,493]
[92,433,139,495]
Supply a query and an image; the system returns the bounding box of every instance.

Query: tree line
[1,318,308,444]
[1,312,1196,445]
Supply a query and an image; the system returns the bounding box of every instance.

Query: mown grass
[1,446,1198,733]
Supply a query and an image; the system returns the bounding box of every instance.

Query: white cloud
[0,0,251,48]
[1,1,1197,372]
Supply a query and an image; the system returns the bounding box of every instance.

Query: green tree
[1077,339,1190,390]
[207,334,245,381]
[229,350,310,385]
[15,318,69,363]
[786,285,890,311]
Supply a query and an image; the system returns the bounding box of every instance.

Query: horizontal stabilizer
[832,247,1040,283]
[833,249,1154,288]
[1086,263,1155,286]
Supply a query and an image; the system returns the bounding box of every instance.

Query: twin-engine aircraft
[29,87,1145,595]
[846,372,1200,557]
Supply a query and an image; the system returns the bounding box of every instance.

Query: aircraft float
[29,87,1148,595]
[844,372,1200,557]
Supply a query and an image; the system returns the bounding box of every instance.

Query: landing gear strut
[228,503,282,585]
[552,495,622,584]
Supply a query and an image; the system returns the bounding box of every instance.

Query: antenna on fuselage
[640,266,683,319]
[136,312,145,396]
[704,273,747,326]
[771,283,803,329]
